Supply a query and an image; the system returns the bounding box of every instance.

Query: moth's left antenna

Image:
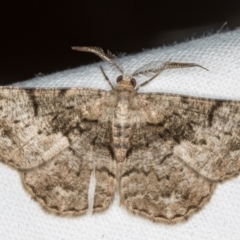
[72,46,123,74]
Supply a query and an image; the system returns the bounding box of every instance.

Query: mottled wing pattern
[0,87,116,215]
[120,93,240,223]
[2,85,240,222]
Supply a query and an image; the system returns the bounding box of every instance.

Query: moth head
[71,46,208,92]
[116,75,137,88]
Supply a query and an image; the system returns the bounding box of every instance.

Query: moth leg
[100,66,114,89]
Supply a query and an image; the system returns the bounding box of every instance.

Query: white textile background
[1,28,240,240]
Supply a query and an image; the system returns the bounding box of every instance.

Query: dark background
[1,0,240,85]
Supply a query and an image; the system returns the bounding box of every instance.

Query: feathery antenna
[72,46,123,74]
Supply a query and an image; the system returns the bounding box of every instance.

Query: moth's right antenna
[134,61,208,91]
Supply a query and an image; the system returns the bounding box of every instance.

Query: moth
[1,46,240,224]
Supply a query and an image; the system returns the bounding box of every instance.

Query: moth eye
[130,78,136,88]
[116,76,123,83]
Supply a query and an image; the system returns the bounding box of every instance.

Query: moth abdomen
[112,119,132,162]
